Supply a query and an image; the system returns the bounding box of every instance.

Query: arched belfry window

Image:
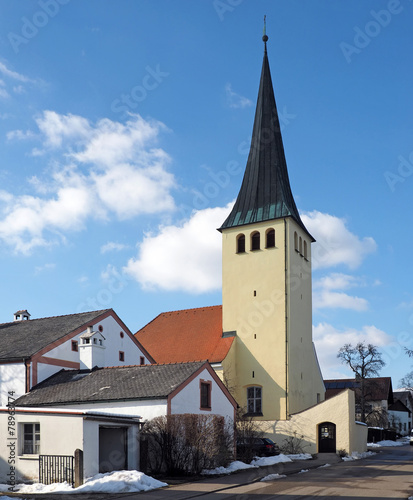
[294,232,298,251]
[266,229,275,248]
[299,236,303,255]
[236,234,245,254]
[251,231,260,251]
[304,240,308,260]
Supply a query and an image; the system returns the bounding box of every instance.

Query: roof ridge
[0,309,111,327]
[161,305,222,315]
[101,360,208,370]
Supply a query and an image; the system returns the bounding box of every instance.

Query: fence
[39,454,74,486]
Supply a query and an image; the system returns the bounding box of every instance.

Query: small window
[120,331,124,338]
[299,236,303,255]
[200,380,211,410]
[83,338,90,345]
[237,234,245,254]
[71,340,78,352]
[251,231,260,251]
[140,356,145,365]
[303,240,308,260]
[294,231,298,251]
[98,325,103,332]
[247,386,262,415]
[93,338,97,344]
[22,423,40,455]
[119,351,125,362]
[266,229,275,248]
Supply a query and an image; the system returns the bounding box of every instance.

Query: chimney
[14,310,31,322]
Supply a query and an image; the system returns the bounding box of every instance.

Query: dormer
[79,326,106,370]
[14,310,31,321]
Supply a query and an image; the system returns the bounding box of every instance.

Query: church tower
[219,32,324,422]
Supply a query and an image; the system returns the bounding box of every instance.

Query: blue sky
[0,0,412,386]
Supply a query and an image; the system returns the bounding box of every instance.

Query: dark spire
[220,33,312,238]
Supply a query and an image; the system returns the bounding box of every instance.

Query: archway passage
[318,422,336,453]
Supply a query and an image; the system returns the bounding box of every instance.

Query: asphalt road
[3,445,413,499]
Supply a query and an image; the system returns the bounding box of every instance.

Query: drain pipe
[284,219,289,420]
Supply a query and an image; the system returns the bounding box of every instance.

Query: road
[5,445,413,499]
[134,445,413,500]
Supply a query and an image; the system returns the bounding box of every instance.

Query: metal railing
[39,454,74,486]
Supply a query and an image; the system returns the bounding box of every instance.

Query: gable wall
[32,314,151,386]
[170,367,235,421]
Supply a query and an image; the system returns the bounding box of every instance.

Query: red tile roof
[134,306,233,364]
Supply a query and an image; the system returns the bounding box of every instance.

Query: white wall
[44,399,167,420]
[42,314,150,377]
[0,364,26,406]
[170,367,235,421]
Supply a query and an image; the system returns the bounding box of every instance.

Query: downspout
[284,219,289,420]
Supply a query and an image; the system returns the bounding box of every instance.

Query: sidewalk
[2,453,342,500]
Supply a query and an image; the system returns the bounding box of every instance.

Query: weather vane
[263,15,268,45]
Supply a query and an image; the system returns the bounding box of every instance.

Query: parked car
[237,437,280,458]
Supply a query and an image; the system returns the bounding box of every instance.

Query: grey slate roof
[0,310,110,360]
[14,361,207,406]
[220,41,312,239]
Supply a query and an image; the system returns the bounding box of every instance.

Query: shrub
[140,414,233,476]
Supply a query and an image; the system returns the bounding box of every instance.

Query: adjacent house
[324,377,394,428]
[1,361,236,483]
[0,308,153,406]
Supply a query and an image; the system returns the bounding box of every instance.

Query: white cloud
[0,61,31,83]
[7,129,36,141]
[313,272,368,311]
[0,112,175,253]
[225,83,253,109]
[313,322,392,379]
[302,211,376,270]
[101,242,129,254]
[124,204,232,293]
[34,263,56,275]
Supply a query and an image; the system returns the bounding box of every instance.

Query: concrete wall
[270,389,367,455]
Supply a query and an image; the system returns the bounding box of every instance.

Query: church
[135,33,367,454]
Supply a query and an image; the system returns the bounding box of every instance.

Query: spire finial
[262,15,268,46]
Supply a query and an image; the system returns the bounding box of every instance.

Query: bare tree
[337,342,385,423]
[399,371,413,391]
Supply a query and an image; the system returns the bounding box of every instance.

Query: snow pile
[342,451,376,461]
[250,454,293,467]
[202,460,257,475]
[261,473,286,481]
[367,440,406,448]
[203,453,313,475]
[298,469,309,473]
[15,470,167,494]
[286,453,313,461]
[318,463,331,468]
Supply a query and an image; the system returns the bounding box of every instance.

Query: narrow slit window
[294,232,298,251]
[304,240,308,260]
[299,236,303,255]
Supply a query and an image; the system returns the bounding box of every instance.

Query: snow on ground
[367,440,406,448]
[298,469,309,473]
[318,463,331,468]
[202,460,258,475]
[261,473,287,481]
[203,453,313,475]
[3,470,167,495]
[342,451,376,461]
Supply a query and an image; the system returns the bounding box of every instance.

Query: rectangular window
[200,380,211,410]
[71,340,78,352]
[140,356,145,365]
[247,386,262,414]
[22,423,40,455]
[119,351,125,362]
